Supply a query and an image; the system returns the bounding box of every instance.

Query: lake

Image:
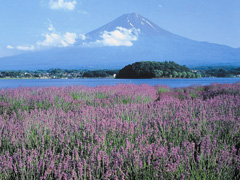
[0,78,240,89]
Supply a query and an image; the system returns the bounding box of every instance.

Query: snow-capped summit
[89,13,170,35]
[82,13,175,44]
[76,13,185,48]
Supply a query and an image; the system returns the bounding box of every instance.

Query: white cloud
[4,22,80,52]
[16,45,35,51]
[37,23,79,48]
[6,45,34,51]
[49,0,77,10]
[64,32,77,45]
[48,23,55,32]
[37,32,77,47]
[7,45,14,49]
[79,34,86,40]
[94,27,140,47]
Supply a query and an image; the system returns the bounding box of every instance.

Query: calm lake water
[0,78,240,89]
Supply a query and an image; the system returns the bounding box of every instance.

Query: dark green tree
[116,61,193,79]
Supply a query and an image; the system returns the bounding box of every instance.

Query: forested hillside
[116,61,200,79]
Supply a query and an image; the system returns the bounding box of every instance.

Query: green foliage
[194,66,240,77]
[116,61,194,79]
[203,69,232,77]
[178,72,183,78]
[187,72,192,78]
[182,72,187,78]
[157,88,170,93]
[172,71,178,78]
[0,69,119,79]
[154,70,163,78]
[196,73,202,78]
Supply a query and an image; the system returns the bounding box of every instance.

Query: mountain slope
[0,13,240,70]
[85,13,175,38]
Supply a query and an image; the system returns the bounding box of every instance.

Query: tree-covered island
[116,61,201,79]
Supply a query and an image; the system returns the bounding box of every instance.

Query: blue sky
[0,0,239,57]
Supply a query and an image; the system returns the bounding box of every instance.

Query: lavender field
[0,83,240,179]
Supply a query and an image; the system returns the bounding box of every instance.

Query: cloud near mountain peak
[86,27,140,47]
[37,32,77,47]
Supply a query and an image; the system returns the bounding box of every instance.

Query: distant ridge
[0,13,240,70]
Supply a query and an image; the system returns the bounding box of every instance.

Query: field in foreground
[0,83,240,179]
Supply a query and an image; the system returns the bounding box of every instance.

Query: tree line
[1,63,239,79]
[196,67,240,78]
[116,61,201,79]
[0,69,119,79]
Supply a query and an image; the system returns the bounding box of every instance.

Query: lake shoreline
[0,77,240,89]
[1,76,239,80]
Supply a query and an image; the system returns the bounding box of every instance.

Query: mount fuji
[1,13,240,70]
